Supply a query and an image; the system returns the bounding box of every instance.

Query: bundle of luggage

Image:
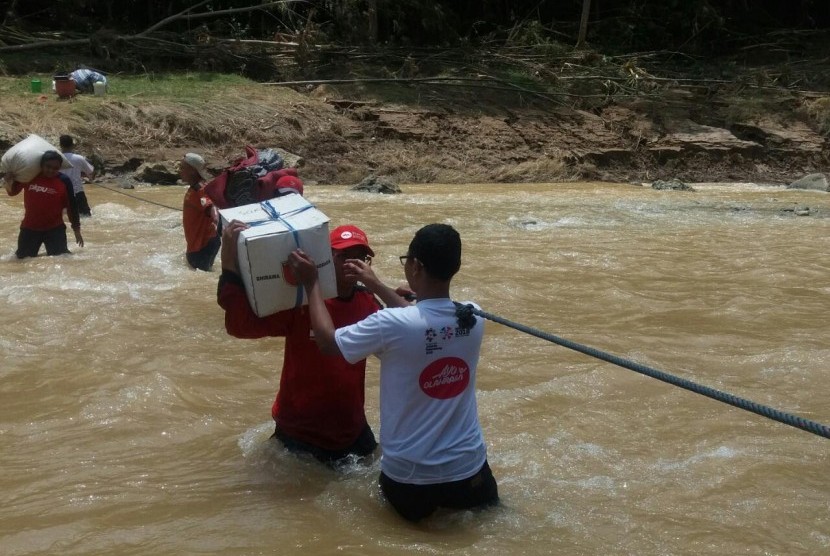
[205,146,304,209]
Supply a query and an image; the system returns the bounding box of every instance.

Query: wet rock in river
[351,175,402,194]
[779,205,814,217]
[651,178,695,191]
[116,175,138,189]
[112,157,143,173]
[135,161,179,185]
[507,216,547,230]
[787,173,828,192]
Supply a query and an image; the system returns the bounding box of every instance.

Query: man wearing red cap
[217,221,410,465]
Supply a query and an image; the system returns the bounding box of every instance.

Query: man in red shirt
[4,150,83,258]
[181,152,220,271]
[217,222,410,465]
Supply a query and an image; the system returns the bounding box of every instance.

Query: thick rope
[464,305,830,440]
[89,182,182,212]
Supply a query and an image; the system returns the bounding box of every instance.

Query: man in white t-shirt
[59,135,96,217]
[288,223,498,522]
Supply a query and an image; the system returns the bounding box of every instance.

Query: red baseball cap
[276,175,303,196]
[330,225,374,257]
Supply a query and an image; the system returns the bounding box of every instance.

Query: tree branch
[260,76,564,104]
[217,38,300,48]
[181,1,300,21]
[0,37,89,53]
[136,0,212,37]
[0,0,299,49]
[2,0,20,27]
[261,77,501,86]
[576,0,591,48]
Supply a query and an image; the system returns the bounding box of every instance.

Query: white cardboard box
[219,195,337,317]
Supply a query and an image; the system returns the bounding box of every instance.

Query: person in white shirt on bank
[288,223,498,522]
[59,135,96,217]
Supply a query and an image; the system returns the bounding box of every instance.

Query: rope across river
[89,181,182,212]
[71,184,830,440]
[461,305,830,440]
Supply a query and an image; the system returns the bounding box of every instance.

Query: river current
[1,182,828,555]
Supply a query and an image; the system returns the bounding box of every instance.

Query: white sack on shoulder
[0,134,72,184]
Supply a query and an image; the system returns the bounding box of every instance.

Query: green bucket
[30,79,42,93]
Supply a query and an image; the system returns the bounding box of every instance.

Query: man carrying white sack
[3,151,83,258]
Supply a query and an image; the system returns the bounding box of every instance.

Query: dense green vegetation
[1,0,828,52]
[1,1,827,125]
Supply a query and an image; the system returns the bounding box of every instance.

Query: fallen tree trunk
[0,0,296,51]
[0,38,90,53]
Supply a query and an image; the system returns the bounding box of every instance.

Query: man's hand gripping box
[219,195,337,317]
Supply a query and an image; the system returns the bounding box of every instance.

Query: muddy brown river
[1,182,828,555]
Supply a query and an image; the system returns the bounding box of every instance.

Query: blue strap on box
[250,201,315,308]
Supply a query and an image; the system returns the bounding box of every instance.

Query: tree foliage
[0,0,827,52]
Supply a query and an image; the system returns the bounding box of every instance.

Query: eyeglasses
[399,254,410,266]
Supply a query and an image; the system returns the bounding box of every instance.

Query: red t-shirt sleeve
[217,270,294,338]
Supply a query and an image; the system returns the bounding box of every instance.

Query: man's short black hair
[41,150,63,166]
[408,223,461,281]
[59,135,73,149]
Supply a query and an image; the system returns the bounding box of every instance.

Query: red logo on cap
[340,231,353,239]
[419,357,470,399]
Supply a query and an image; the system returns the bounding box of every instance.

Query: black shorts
[273,422,378,466]
[16,226,70,258]
[379,460,499,522]
[186,235,221,271]
[75,191,92,216]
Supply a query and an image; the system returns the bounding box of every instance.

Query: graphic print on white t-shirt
[424,327,441,355]
[419,356,470,399]
[424,322,472,355]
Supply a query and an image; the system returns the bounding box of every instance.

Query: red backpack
[205,146,303,209]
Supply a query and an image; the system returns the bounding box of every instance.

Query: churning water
[1,182,828,555]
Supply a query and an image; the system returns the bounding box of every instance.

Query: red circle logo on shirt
[419,357,470,399]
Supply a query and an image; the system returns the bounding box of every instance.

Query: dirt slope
[0,77,827,185]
